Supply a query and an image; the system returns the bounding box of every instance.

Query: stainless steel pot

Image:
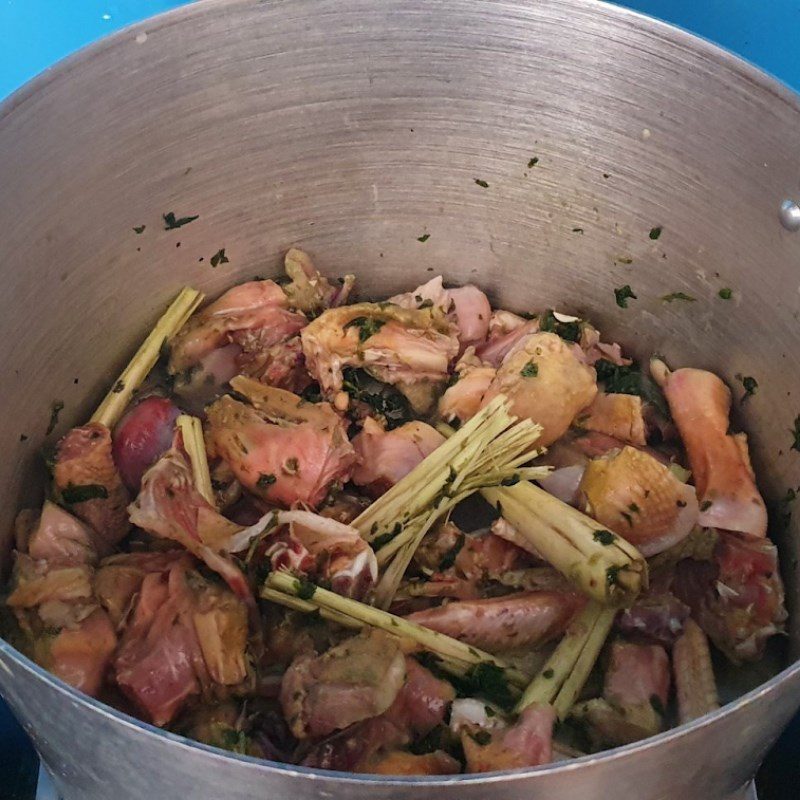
[1,0,799,797]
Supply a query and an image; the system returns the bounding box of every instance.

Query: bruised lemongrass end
[91,287,204,428]
[515,601,616,720]
[360,398,547,610]
[263,570,529,690]
[176,414,214,507]
[482,481,647,606]
[673,618,719,724]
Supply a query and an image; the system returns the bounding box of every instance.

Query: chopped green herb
[616,256,633,265]
[538,309,581,342]
[372,530,401,550]
[501,473,521,487]
[620,511,634,527]
[614,285,637,309]
[163,211,199,230]
[344,316,386,343]
[606,565,621,587]
[572,227,584,234]
[438,534,465,571]
[417,233,430,243]
[133,225,146,234]
[594,359,670,418]
[295,577,317,600]
[792,416,800,452]
[527,157,539,169]
[19,434,28,442]
[46,400,64,435]
[649,226,663,240]
[628,503,640,514]
[661,292,696,303]
[474,179,489,189]
[593,529,616,546]
[283,457,300,475]
[111,379,125,393]
[342,368,412,429]
[467,662,513,708]
[542,668,555,679]
[256,473,276,489]
[210,248,229,268]
[736,374,758,400]
[418,298,434,309]
[484,705,497,717]
[718,287,733,300]
[61,483,109,504]
[700,500,713,512]
[649,694,666,716]
[469,730,493,746]
[520,360,539,378]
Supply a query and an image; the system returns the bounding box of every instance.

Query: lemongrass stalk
[515,602,615,719]
[176,414,214,506]
[260,587,361,630]
[91,287,203,428]
[482,481,646,605]
[265,571,529,688]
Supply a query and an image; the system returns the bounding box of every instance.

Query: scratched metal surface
[0,0,799,798]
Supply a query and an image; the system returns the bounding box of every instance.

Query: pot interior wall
[1,0,799,696]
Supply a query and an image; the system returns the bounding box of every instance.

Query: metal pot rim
[2,0,799,784]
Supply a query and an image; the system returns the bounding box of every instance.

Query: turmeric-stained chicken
[3,254,787,774]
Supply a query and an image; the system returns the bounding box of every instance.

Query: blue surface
[1,1,800,798]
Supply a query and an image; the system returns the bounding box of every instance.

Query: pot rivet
[779,199,800,231]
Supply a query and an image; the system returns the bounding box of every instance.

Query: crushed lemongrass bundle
[482,481,647,606]
[515,601,616,719]
[176,414,214,506]
[263,570,529,693]
[352,396,548,609]
[91,287,204,428]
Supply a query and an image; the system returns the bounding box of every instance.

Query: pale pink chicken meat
[280,629,407,739]
[301,302,459,413]
[652,361,768,537]
[281,247,355,314]
[461,704,555,773]
[604,642,671,710]
[53,422,130,553]
[437,348,496,425]
[206,385,355,509]
[351,417,445,497]
[481,332,598,447]
[26,501,99,566]
[405,591,584,652]
[477,312,539,367]
[576,392,647,446]
[112,396,181,492]
[128,445,252,604]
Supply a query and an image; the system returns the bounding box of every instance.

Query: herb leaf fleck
[163,211,199,230]
[614,285,637,309]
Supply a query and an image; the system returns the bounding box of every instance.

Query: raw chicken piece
[461,703,555,772]
[7,555,94,608]
[572,641,670,747]
[362,750,460,775]
[576,392,647,446]
[351,417,445,497]
[301,656,454,770]
[673,531,786,662]
[388,276,452,312]
[652,362,768,537]
[280,629,407,739]
[206,384,355,509]
[405,591,583,652]
[579,446,699,557]
[128,446,252,603]
[437,348,496,424]
[112,396,181,492]
[94,550,194,627]
[301,303,459,413]
[115,560,248,725]
[168,280,306,377]
[26,501,98,566]
[616,587,690,647]
[477,313,539,367]
[281,247,355,314]
[48,608,117,697]
[236,335,312,394]
[575,323,630,367]
[481,332,597,447]
[604,642,671,710]
[453,530,532,582]
[53,423,130,553]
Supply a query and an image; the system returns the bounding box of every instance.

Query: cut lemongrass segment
[354,396,548,609]
[263,570,529,690]
[673,618,719,724]
[91,287,203,428]
[482,481,647,606]
[259,587,361,630]
[176,414,214,506]
[515,601,616,719]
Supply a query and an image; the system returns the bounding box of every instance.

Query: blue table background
[1,1,799,798]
